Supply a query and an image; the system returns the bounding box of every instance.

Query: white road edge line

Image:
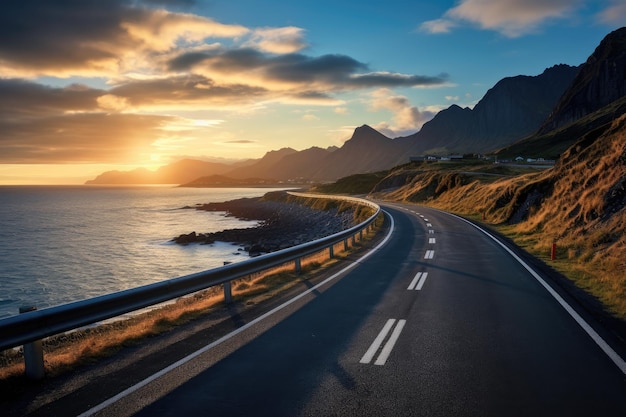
[78,211,397,417]
[375,319,407,365]
[447,212,626,375]
[360,319,396,364]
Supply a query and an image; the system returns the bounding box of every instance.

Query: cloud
[0,0,248,77]
[302,114,320,121]
[0,79,102,115]
[108,74,269,109]
[420,0,583,37]
[224,140,257,144]
[0,79,173,163]
[167,48,448,94]
[596,1,626,24]
[348,72,449,88]
[97,94,131,112]
[419,19,458,34]
[1,1,447,105]
[368,89,436,136]
[247,27,308,54]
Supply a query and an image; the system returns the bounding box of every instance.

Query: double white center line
[408,271,429,290]
[360,319,407,365]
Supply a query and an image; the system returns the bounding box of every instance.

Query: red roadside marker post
[551,240,557,261]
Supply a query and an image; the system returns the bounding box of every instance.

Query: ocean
[0,185,292,319]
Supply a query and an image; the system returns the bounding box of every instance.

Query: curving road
[83,204,626,417]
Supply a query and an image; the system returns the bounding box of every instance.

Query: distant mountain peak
[347,124,390,144]
[355,124,377,132]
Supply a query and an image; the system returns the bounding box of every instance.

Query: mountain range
[87,27,626,185]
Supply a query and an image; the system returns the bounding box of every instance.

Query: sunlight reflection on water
[0,186,292,318]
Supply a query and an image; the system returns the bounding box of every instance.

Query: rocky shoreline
[173,194,357,256]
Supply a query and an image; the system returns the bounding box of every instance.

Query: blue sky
[0,0,623,184]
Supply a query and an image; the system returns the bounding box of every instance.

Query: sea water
[0,185,291,319]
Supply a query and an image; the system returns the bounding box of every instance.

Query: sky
[0,0,624,184]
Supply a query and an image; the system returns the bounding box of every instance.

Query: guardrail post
[295,258,302,274]
[344,239,349,251]
[329,245,335,258]
[19,306,45,380]
[223,281,233,304]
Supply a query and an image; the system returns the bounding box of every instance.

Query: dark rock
[173,231,198,244]
[173,192,359,254]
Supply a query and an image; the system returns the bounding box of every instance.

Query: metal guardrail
[0,193,380,357]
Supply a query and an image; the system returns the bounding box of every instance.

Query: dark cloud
[168,48,447,89]
[267,53,367,83]
[292,91,335,100]
[168,48,265,72]
[0,0,139,72]
[0,79,102,115]
[109,74,268,106]
[348,72,449,88]
[0,79,171,163]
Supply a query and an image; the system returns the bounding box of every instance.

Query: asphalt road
[84,204,626,417]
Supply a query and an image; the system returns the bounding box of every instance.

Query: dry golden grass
[0,214,383,381]
[379,114,626,320]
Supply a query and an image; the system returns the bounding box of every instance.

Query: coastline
[173,191,357,255]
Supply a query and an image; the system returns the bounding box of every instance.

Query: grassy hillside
[369,114,626,319]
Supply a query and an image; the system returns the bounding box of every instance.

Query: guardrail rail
[0,193,380,379]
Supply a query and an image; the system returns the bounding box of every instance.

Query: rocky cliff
[539,27,626,134]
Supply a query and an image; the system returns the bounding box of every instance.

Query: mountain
[498,27,626,159]
[85,158,239,184]
[308,125,407,180]
[84,167,156,184]
[223,126,406,182]
[226,147,313,179]
[538,27,626,134]
[399,64,580,156]
[255,146,334,180]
